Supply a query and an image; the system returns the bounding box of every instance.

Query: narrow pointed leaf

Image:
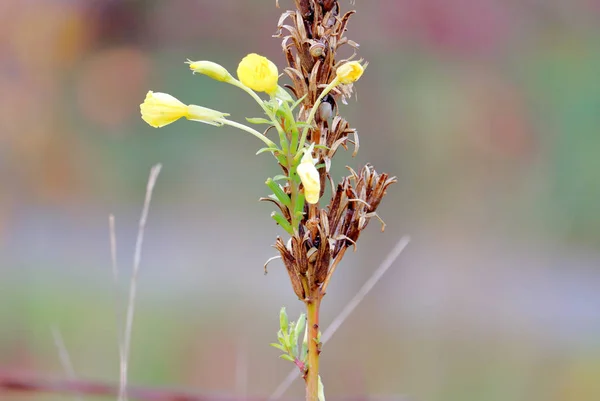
[266,178,292,207]
[293,313,306,356]
[279,307,289,333]
[291,94,308,111]
[273,174,289,182]
[294,313,306,343]
[271,211,294,235]
[270,343,287,352]
[276,85,294,103]
[294,192,305,219]
[318,375,326,401]
[256,146,280,155]
[279,354,295,362]
[246,117,274,125]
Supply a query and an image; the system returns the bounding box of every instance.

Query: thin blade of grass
[118,164,162,401]
[109,214,124,363]
[50,325,81,401]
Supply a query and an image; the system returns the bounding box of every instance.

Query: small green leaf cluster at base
[270,307,307,371]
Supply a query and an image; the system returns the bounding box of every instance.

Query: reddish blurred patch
[380,0,511,55]
[76,47,151,129]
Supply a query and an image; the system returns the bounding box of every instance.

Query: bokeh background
[1,1,600,400]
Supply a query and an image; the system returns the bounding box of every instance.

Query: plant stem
[230,80,287,137]
[296,78,339,156]
[220,119,278,148]
[286,144,300,233]
[305,293,321,401]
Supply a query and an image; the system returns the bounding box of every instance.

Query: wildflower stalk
[305,295,322,401]
[140,3,395,401]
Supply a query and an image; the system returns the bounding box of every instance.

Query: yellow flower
[335,61,365,84]
[236,53,279,94]
[140,91,228,128]
[186,59,233,83]
[297,145,321,204]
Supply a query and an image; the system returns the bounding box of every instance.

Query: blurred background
[1,0,600,400]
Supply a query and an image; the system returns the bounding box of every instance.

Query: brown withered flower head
[266,0,397,300]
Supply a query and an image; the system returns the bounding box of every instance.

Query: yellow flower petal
[237,53,279,94]
[297,145,321,204]
[335,61,365,84]
[140,91,188,128]
[140,91,229,128]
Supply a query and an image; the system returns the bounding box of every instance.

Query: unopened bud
[186,60,233,83]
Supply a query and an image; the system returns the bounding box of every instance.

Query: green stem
[231,79,287,139]
[280,103,300,154]
[297,78,340,157]
[220,119,277,148]
[305,294,321,401]
[287,159,299,234]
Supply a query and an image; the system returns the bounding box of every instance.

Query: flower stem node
[335,61,365,84]
[186,60,234,83]
[237,53,279,95]
[297,144,321,204]
[140,91,228,128]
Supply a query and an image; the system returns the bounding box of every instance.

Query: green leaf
[277,329,288,348]
[271,212,294,235]
[277,154,288,167]
[318,375,326,401]
[300,328,308,362]
[276,85,294,103]
[293,313,306,356]
[270,343,287,352]
[294,314,306,343]
[256,146,279,155]
[273,174,289,182]
[294,192,305,219]
[266,178,292,208]
[279,307,289,333]
[246,117,274,125]
[291,94,308,111]
[279,354,295,362]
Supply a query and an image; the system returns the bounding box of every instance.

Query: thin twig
[269,235,411,400]
[109,214,125,363]
[50,326,82,401]
[119,164,163,401]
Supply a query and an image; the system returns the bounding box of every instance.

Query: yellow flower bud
[236,53,279,94]
[186,59,233,83]
[335,61,365,84]
[297,145,321,204]
[140,91,228,128]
